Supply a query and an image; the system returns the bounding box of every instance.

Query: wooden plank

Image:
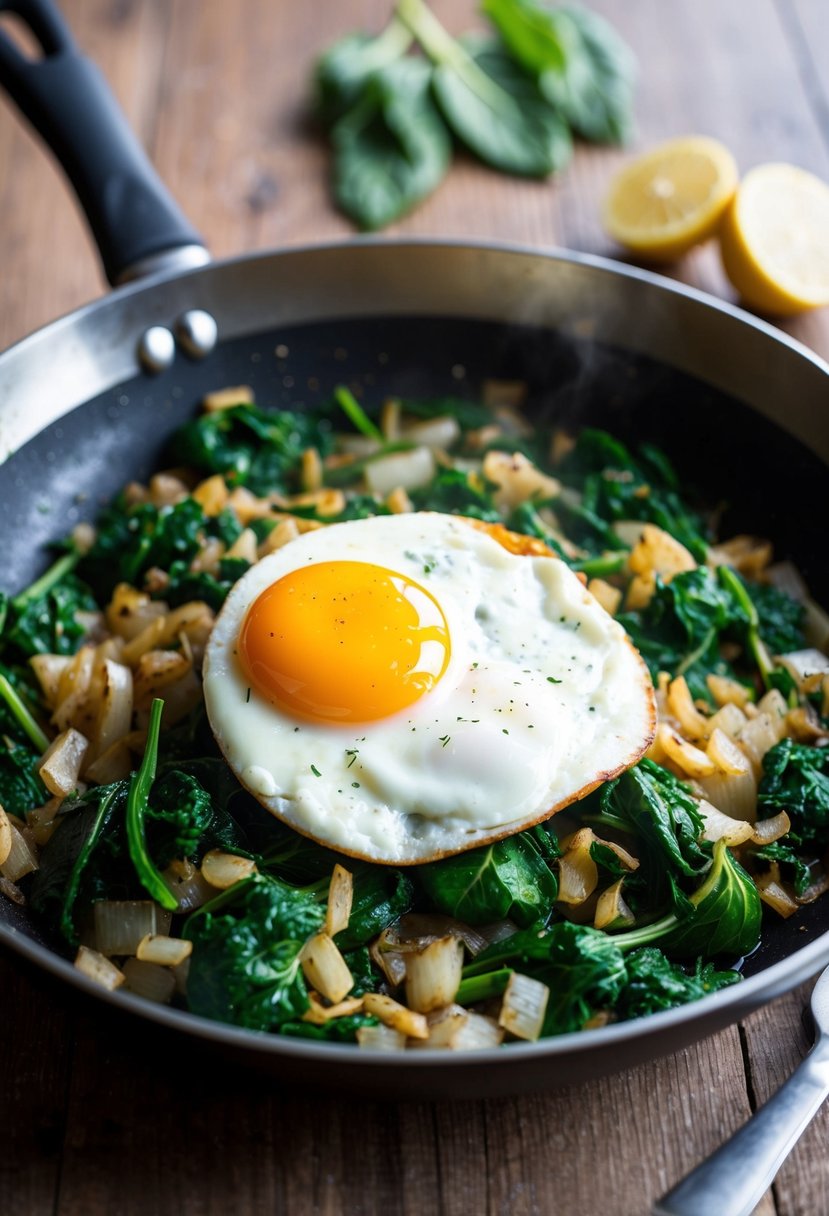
[742,982,829,1216]
[0,953,73,1215]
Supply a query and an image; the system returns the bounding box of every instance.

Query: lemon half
[603,136,739,262]
[719,163,829,316]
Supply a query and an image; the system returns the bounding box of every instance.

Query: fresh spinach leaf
[336,868,415,951]
[2,570,97,661]
[332,56,451,230]
[314,18,413,122]
[410,467,500,520]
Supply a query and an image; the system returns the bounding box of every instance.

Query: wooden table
[1,2,828,1213]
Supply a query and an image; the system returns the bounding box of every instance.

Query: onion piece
[0,820,38,882]
[658,723,716,778]
[201,384,254,411]
[778,648,829,690]
[587,578,622,617]
[738,713,783,772]
[399,415,461,450]
[200,850,257,890]
[629,524,696,581]
[136,933,193,967]
[557,834,599,906]
[91,660,133,761]
[668,676,709,740]
[0,876,25,905]
[707,702,749,739]
[482,450,560,512]
[750,811,791,846]
[105,584,167,642]
[364,447,435,496]
[39,728,89,796]
[356,1024,407,1052]
[498,972,549,1042]
[0,806,11,867]
[706,674,752,709]
[324,863,353,938]
[84,739,133,785]
[696,767,758,823]
[369,938,408,988]
[74,945,125,991]
[594,879,636,930]
[122,958,176,1003]
[162,859,215,912]
[93,900,158,956]
[450,1012,504,1051]
[300,932,354,1004]
[697,800,755,847]
[707,727,752,776]
[192,473,229,515]
[29,654,71,708]
[302,993,365,1025]
[412,1004,470,1049]
[755,870,799,918]
[363,992,428,1039]
[405,935,464,1014]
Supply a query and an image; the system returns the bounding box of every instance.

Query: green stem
[126,698,177,911]
[11,549,80,610]
[718,565,775,688]
[610,912,679,952]
[367,15,414,67]
[333,386,383,442]
[0,674,49,753]
[456,967,512,1005]
[396,0,514,111]
[572,552,628,579]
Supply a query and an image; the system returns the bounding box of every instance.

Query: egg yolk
[238,560,451,724]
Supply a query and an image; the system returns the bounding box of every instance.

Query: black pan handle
[0,0,209,284]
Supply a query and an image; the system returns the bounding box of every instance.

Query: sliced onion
[668,676,709,740]
[697,800,755,847]
[738,713,783,772]
[658,723,716,778]
[755,871,799,918]
[26,797,64,847]
[594,879,636,930]
[405,935,464,1014]
[324,863,353,938]
[362,992,428,1040]
[136,933,193,967]
[482,450,560,512]
[557,841,599,906]
[706,674,751,709]
[200,850,257,890]
[750,811,791,846]
[105,584,167,642]
[449,1012,504,1051]
[0,806,11,867]
[93,900,158,957]
[411,1004,470,1049]
[0,876,25,905]
[122,958,176,1003]
[707,702,749,738]
[498,972,549,1041]
[370,937,408,988]
[587,578,622,617]
[191,473,229,516]
[356,1024,407,1052]
[91,660,133,761]
[707,727,752,776]
[302,993,365,1025]
[365,446,435,496]
[778,648,829,690]
[399,415,461,450]
[299,932,354,1004]
[0,820,38,882]
[39,728,89,796]
[74,945,125,991]
[29,654,71,708]
[696,767,758,823]
[162,859,214,912]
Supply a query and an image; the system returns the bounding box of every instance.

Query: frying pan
[0,0,828,1101]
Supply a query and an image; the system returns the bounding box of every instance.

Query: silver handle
[654,1036,829,1216]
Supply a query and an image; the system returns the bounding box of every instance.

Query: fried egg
[203,513,655,864]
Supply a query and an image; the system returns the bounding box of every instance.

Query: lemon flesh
[719,163,829,316]
[603,136,739,262]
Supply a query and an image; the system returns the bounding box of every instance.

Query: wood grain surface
[1,2,828,1214]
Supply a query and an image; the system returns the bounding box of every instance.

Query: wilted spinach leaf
[418,832,557,926]
[410,467,500,520]
[758,740,829,849]
[184,874,325,1031]
[617,947,739,1019]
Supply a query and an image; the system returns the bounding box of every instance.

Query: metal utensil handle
[654,1036,829,1216]
[0,0,208,284]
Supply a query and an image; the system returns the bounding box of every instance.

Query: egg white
[203,513,655,864]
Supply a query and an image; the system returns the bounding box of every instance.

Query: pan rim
[1,236,828,1074]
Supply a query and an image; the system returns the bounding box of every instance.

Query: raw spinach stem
[12,549,80,610]
[0,674,49,753]
[396,0,514,111]
[333,386,383,442]
[126,698,178,911]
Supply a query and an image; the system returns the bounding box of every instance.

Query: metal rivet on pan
[175,309,218,359]
[138,326,176,374]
